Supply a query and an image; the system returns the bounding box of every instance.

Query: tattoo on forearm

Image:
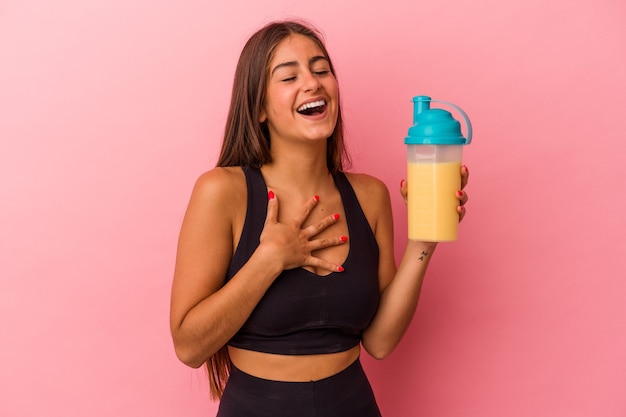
[418,251,429,261]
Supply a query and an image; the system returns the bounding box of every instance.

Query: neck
[261,142,333,196]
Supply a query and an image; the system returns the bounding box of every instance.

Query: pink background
[1,0,625,416]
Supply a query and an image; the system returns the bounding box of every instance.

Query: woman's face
[261,34,339,146]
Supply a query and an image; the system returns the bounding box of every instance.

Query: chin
[305,125,336,141]
[304,132,334,143]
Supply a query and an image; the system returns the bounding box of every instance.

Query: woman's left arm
[359,166,469,359]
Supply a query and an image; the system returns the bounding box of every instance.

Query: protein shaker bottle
[404,95,472,241]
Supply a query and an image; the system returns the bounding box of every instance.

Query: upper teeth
[297,100,325,112]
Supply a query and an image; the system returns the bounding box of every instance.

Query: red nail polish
[314,195,320,201]
[400,179,404,188]
[456,190,463,197]
[333,214,340,220]
[268,190,275,200]
[337,266,344,272]
[340,236,348,242]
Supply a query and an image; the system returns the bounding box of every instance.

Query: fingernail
[456,190,463,197]
[340,236,348,242]
[400,179,404,188]
[337,266,345,272]
[268,190,275,200]
[333,213,340,220]
[314,195,320,201]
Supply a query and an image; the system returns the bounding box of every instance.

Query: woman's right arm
[169,168,275,368]
[169,168,345,368]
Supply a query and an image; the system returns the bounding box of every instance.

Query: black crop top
[225,167,380,355]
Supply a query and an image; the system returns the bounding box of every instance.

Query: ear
[259,109,267,123]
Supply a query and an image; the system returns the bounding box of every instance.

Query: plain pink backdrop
[1,0,625,416]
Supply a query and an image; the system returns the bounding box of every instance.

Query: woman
[170,20,469,417]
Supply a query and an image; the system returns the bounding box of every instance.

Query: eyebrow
[270,55,329,76]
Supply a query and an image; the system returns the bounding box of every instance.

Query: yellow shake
[407,161,461,241]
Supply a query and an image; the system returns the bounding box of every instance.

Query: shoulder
[343,171,392,233]
[343,172,390,203]
[192,167,246,199]
[194,166,245,191]
[187,167,247,217]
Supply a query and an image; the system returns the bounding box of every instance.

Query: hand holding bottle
[400,164,469,223]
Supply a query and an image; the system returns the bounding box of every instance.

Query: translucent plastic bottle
[405,96,472,242]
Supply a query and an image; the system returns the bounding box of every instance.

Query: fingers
[456,190,469,206]
[267,191,323,226]
[399,179,408,205]
[302,210,347,274]
[265,190,278,224]
[292,194,321,226]
[307,232,348,252]
[457,204,467,222]
[264,192,346,271]
[266,191,344,240]
[303,234,348,274]
[303,211,341,237]
[304,256,346,274]
[456,189,468,223]
[458,165,469,222]
[461,164,469,190]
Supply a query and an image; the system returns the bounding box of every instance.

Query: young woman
[170,20,469,417]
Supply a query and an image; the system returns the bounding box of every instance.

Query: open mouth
[296,100,326,116]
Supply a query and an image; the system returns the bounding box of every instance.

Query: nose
[302,70,321,92]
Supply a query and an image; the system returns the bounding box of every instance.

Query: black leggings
[216,358,382,417]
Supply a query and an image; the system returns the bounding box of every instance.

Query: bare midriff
[228,345,361,381]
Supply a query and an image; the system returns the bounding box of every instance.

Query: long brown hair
[207,20,350,400]
[216,20,350,173]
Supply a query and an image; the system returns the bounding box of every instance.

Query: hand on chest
[278,189,350,275]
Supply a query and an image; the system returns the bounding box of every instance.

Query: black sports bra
[225,167,380,355]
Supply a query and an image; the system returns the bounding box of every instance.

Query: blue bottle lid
[404,96,473,145]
